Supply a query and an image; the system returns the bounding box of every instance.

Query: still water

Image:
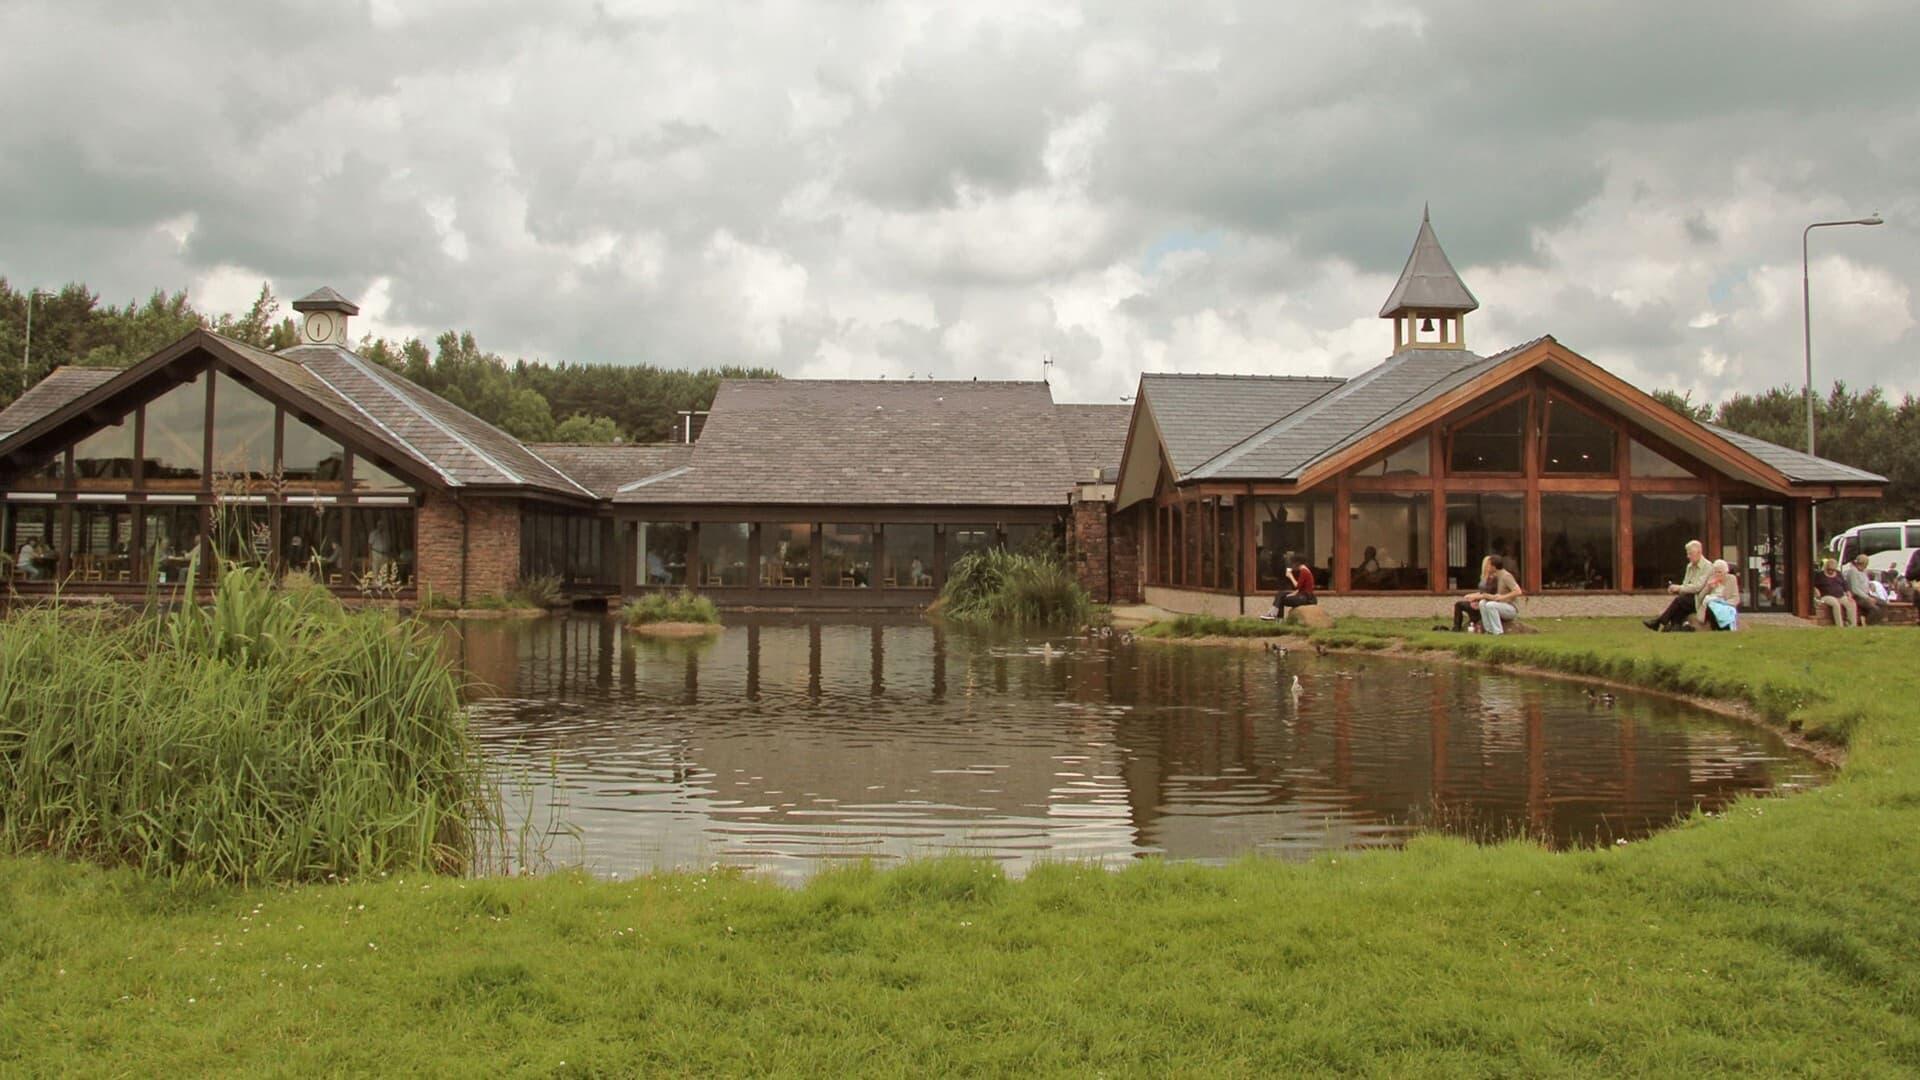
[448,614,1817,881]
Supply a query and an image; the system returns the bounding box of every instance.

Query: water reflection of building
[454,617,1795,874]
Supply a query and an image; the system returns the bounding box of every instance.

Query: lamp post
[1801,214,1883,552]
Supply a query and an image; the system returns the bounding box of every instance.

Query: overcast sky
[3,0,1915,405]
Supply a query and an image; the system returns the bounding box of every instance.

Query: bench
[1814,600,1915,626]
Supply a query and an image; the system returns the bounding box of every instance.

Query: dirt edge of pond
[1139,632,1846,771]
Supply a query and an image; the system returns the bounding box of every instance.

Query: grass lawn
[5,620,1920,1075]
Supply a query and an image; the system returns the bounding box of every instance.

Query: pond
[448,614,1818,881]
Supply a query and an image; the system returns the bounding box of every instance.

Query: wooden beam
[1333,472,1351,592]
[1791,499,1813,619]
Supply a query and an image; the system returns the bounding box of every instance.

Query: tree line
[0,280,777,444]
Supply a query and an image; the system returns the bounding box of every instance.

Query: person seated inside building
[1644,539,1711,632]
[1697,559,1740,631]
[15,538,49,580]
[1260,549,1316,620]
[1813,558,1858,627]
[1354,545,1383,587]
[1476,555,1524,635]
[1844,553,1885,625]
[1447,555,1495,632]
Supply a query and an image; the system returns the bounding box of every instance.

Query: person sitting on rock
[1697,559,1741,631]
[1644,539,1711,632]
[1477,555,1524,635]
[1843,554,1885,625]
[1260,549,1316,620]
[1449,555,1495,632]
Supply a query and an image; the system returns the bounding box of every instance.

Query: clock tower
[290,286,359,347]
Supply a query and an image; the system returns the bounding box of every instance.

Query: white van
[1828,520,1920,577]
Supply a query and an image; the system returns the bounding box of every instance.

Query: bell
[1420,316,1435,332]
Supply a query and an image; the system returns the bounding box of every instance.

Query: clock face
[305,312,335,342]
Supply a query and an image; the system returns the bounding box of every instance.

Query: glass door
[1721,503,1787,612]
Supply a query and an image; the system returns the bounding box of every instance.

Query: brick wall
[416,492,522,603]
[1067,493,1143,605]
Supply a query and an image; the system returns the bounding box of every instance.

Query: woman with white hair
[1697,558,1741,632]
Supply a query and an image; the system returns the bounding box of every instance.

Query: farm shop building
[1112,211,1884,621]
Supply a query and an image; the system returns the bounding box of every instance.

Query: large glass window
[1631,494,1706,592]
[1198,500,1216,588]
[1446,493,1523,590]
[68,506,133,583]
[73,415,135,488]
[213,503,270,570]
[1541,494,1615,590]
[1448,398,1526,473]
[143,372,207,490]
[1629,440,1692,478]
[282,416,346,490]
[3,505,58,581]
[822,524,875,588]
[944,525,993,580]
[638,522,690,586]
[1353,436,1430,477]
[758,523,811,587]
[698,522,751,587]
[1005,522,1057,557]
[885,524,936,588]
[351,456,411,493]
[349,507,415,590]
[1215,499,1238,592]
[13,452,63,490]
[210,372,276,481]
[140,506,204,584]
[281,506,343,582]
[1252,497,1333,592]
[1542,400,1614,474]
[1348,494,1430,590]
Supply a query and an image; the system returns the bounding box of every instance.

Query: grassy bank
[0,568,497,885]
[5,621,1920,1073]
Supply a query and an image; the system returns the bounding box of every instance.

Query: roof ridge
[1140,372,1346,383]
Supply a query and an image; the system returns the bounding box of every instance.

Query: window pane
[4,506,57,580]
[1354,436,1431,477]
[12,452,63,490]
[1722,503,1788,612]
[1631,494,1706,592]
[1253,497,1334,592]
[1629,440,1692,478]
[1005,523,1057,556]
[281,506,343,582]
[139,506,204,584]
[822,524,874,588]
[758,523,810,587]
[1349,494,1430,590]
[1855,526,1903,555]
[1215,500,1238,592]
[213,504,270,570]
[282,415,346,491]
[143,372,207,489]
[1198,500,1216,588]
[210,372,276,481]
[348,507,415,590]
[1446,493,1524,589]
[698,522,751,586]
[67,507,133,583]
[944,525,993,580]
[637,522,691,586]
[884,525,936,588]
[352,455,410,493]
[1541,494,1615,590]
[1542,401,1614,474]
[1448,399,1526,473]
[73,414,136,488]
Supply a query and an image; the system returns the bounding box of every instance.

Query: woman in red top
[1262,550,1317,620]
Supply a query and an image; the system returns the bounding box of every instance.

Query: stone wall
[416,492,522,603]
[1067,489,1142,604]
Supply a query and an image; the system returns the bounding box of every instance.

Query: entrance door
[1720,503,1788,612]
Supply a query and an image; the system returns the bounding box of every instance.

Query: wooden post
[1522,387,1542,593]
[1616,428,1633,591]
[1705,474,1722,563]
[1333,473,1352,592]
[1790,499,1813,619]
[1429,430,1446,592]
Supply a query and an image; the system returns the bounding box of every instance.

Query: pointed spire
[1379,209,1478,318]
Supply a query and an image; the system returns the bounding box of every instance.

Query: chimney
[291,287,359,347]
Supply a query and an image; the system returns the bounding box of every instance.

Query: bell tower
[1380,206,1478,352]
[290,286,359,347]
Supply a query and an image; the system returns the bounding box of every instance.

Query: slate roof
[529,443,694,498]
[1702,423,1885,484]
[1138,374,1344,476]
[615,379,1084,506]
[1379,207,1480,316]
[1055,403,1134,481]
[291,286,359,314]
[0,367,119,440]
[276,343,593,498]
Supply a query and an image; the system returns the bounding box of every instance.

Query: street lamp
[1801,214,1883,551]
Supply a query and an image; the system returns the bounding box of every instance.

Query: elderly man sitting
[1843,554,1886,625]
[1644,539,1711,632]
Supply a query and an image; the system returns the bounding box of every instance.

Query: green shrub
[621,590,721,626]
[935,548,1092,627]
[0,565,499,885]
[508,575,564,609]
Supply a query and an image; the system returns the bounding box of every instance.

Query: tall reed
[0,566,499,885]
[934,548,1092,627]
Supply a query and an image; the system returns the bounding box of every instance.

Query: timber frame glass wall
[617,511,1063,606]
[0,361,419,593]
[1139,372,1802,612]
